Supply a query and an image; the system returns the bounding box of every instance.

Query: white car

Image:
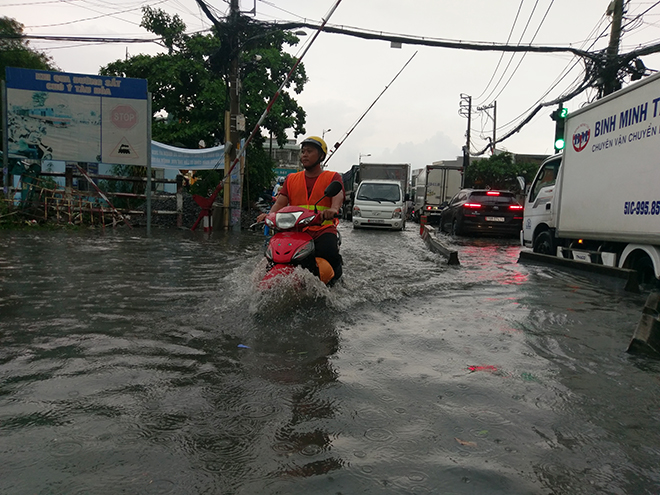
[352,179,406,231]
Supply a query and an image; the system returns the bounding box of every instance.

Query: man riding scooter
[257,136,344,283]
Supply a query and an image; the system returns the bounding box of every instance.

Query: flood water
[1,223,659,494]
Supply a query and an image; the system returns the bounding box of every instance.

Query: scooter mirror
[324,180,343,198]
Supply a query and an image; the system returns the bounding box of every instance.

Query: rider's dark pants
[314,232,342,281]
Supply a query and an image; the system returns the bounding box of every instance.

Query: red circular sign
[111,105,138,129]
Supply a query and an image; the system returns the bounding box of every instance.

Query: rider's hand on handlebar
[319,208,339,221]
[256,212,268,223]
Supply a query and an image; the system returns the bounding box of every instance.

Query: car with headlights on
[439,189,523,236]
[352,179,406,231]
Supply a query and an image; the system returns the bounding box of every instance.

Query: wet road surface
[1,223,659,494]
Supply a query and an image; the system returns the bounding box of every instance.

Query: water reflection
[245,306,345,482]
[2,228,660,494]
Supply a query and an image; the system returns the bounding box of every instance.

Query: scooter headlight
[292,240,315,261]
[275,211,303,229]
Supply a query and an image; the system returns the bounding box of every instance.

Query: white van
[352,179,406,231]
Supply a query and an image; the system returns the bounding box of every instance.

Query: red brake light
[425,205,432,210]
[463,203,481,209]
[509,204,524,210]
[486,191,500,196]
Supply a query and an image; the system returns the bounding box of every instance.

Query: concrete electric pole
[602,0,625,97]
[477,101,497,155]
[223,0,242,230]
[459,94,472,187]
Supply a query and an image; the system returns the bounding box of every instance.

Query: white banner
[151,141,224,171]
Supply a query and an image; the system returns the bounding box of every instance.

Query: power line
[622,0,660,31]
[25,0,170,28]
[473,67,597,156]
[481,0,556,106]
[474,0,526,101]
[0,28,212,44]
[493,14,610,142]
[257,0,305,20]
[270,20,598,60]
[478,0,543,106]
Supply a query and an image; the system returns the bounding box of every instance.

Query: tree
[0,17,57,154]
[99,7,307,204]
[0,17,56,79]
[465,152,539,192]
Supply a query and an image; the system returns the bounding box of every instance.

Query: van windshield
[357,183,401,203]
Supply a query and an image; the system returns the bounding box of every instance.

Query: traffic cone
[419,215,428,236]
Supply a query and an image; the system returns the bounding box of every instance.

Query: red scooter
[256,180,343,288]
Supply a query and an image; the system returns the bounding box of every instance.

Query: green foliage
[99,7,307,204]
[189,169,222,197]
[465,152,539,191]
[0,17,56,79]
[1,17,57,154]
[244,145,276,204]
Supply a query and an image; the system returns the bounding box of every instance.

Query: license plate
[485,216,505,222]
[368,219,385,224]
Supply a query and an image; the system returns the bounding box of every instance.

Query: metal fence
[2,167,185,229]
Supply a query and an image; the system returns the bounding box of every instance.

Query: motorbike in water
[254,180,343,289]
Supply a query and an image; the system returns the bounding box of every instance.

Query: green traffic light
[555,137,566,150]
[559,107,568,118]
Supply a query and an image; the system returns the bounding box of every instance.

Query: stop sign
[111,105,138,129]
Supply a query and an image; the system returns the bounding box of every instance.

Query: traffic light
[550,105,568,152]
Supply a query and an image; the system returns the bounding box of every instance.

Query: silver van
[352,179,406,231]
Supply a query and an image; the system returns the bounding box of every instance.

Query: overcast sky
[5,0,660,173]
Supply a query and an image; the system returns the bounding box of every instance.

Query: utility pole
[492,100,497,154]
[224,0,241,230]
[603,0,625,97]
[477,101,497,154]
[459,94,471,187]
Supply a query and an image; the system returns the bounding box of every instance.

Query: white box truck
[522,71,660,285]
[412,164,463,223]
[358,163,410,197]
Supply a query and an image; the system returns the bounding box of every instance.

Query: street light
[322,128,332,139]
[359,153,371,164]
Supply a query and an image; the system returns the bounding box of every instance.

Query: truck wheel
[533,231,555,255]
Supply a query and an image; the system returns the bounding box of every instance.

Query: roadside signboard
[4,67,148,166]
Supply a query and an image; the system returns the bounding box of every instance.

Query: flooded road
[1,223,659,494]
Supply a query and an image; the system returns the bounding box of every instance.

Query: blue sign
[5,67,148,100]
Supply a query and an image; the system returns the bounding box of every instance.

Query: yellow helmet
[300,136,328,157]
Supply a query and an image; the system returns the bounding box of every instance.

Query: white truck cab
[521,155,562,253]
[521,69,660,287]
[352,179,406,231]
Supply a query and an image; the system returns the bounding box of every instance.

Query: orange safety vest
[286,170,339,234]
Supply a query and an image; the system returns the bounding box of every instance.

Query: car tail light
[425,205,432,211]
[463,203,481,209]
[509,205,524,210]
[486,191,500,196]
